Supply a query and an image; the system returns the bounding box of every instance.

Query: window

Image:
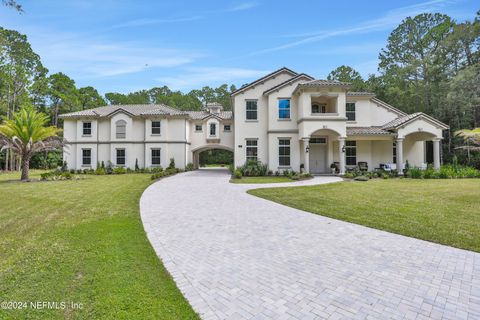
[279,139,291,166]
[246,139,258,161]
[151,121,161,135]
[345,141,357,166]
[393,142,397,164]
[83,122,92,136]
[116,149,125,166]
[246,100,257,120]
[346,102,356,121]
[82,149,91,166]
[311,104,326,114]
[195,124,202,132]
[151,149,161,166]
[116,120,126,139]
[209,123,216,136]
[278,99,290,119]
[309,137,327,144]
[224,124,231,132]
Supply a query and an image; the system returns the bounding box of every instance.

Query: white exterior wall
[233,71,295,167]
[347,98,399,127]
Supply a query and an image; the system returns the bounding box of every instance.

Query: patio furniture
[357,162,368,172]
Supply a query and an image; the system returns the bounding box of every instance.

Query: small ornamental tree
[0,106,63,181]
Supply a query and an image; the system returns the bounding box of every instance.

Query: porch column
[433,138,441,170]
[302,137,310,173]
[396,138,404,174]
[338,137,346,175]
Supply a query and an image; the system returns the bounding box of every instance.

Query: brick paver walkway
[140,169,480,320]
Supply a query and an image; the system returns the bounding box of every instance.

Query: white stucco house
[60,67,448,174]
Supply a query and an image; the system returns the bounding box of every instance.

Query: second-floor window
[209,123,216,136]
[151,121,161,135]
[116,120,126,139]
[83,122,92,136]
[224,124,231,132]
[278,99,290,119]
[116,149,126,166]
[346,102,356,121]
[195,124,202,131]
[246,100,257,120]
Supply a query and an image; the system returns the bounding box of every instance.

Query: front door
[309,137,328,173]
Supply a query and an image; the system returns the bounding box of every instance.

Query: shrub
[228,163,234,173]
[291,174,300,180]
[343,172,354,179]
[274,171,280,176]
[95,167,106,175]
[240,160,268,176]
[267,170,273,176]
[233,169,242,179]
[151,167,163,173]
[185,163,194,171]
[165,168,177,175]
[135,158,140,171]
[151,172,165,180]
[61,172,73,180]
[113,167,126,174]
[354,175,369,181]
[168,158,175,169]
[407,167,423,179]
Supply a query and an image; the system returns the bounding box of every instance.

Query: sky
[0,0,478,95]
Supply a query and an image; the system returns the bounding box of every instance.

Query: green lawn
[0,171,198,320]
[249,179,480,252]
[230,176,294,184]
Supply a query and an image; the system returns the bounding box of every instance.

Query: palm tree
[455,128,480,162]
[0,106,63,181]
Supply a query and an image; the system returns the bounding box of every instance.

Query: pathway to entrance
[140,169,480,319]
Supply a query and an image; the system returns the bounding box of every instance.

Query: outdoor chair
[357,162,368,172]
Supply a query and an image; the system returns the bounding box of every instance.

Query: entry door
[309,144,327,173]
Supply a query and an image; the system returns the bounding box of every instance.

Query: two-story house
[60,103,233,170]
[60,67,448,174]
[232,67,448,174]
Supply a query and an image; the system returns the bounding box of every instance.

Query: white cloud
[21,26,200,79]
[225,2,259,12]
[110,16,203,29]
[249,0,457,56]
[156,67,269,90]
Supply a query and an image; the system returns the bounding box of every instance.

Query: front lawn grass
[230,176,294,184]
[0,172,198,320]
[249,179,480,252]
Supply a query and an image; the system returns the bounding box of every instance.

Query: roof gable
[371,98,407,116]
[382,112,449,130]
[230,67,298,96]
[263,73,314,95]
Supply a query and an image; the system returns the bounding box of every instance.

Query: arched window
[116,120,126,139]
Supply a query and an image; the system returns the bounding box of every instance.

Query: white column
[396,138,404,174]
[338,137,346,175]
[302,137,310,173]
[433,138,441,170]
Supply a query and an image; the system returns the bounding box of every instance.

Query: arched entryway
[191,145,234,169]
[302,128,345,174]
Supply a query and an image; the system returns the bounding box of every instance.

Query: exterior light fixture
[342,145,346,153]
[306,145,310,153]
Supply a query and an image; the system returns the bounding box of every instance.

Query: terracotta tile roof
[347,126,394,136]
[381,113,423,129]
[59,104,187,118]
[299,79,351,87]
[347,92,375,96]
[187,110,233,120]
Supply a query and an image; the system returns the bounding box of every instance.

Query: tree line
[1,10,479,170]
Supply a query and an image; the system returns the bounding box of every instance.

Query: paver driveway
[140,169,480,320]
